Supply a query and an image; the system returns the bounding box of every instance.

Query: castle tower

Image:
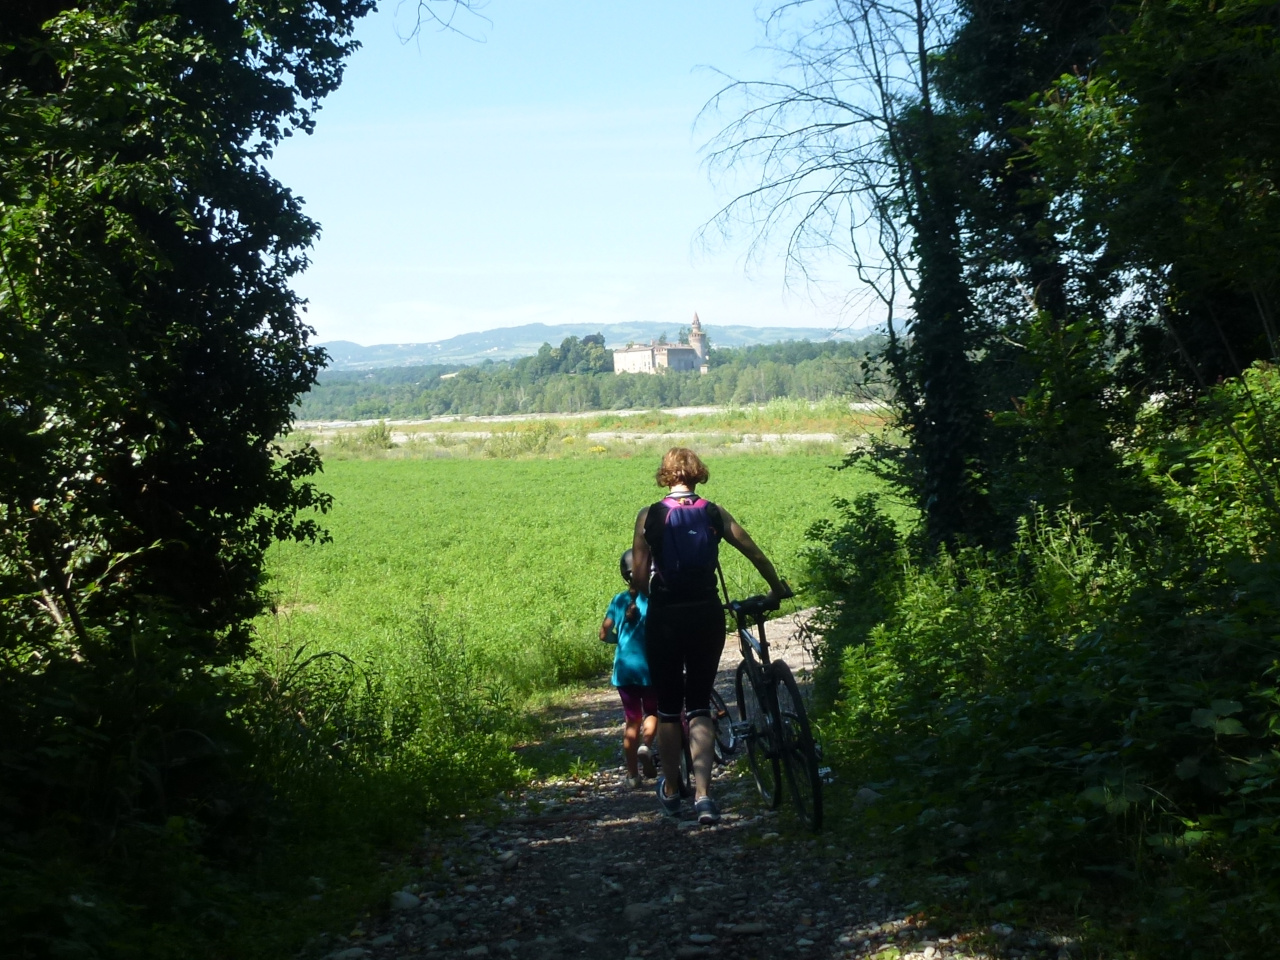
[688,312,707,361]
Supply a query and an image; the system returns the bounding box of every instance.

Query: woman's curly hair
[656,447,709,487]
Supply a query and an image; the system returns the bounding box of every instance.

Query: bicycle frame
[725,594,824,831]
[731,601,772,671]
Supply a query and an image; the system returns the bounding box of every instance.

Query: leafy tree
[1028,0,1280,388]
[0,0,368,875]
[708,0,1147,543]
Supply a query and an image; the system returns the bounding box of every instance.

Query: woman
[628,447,790,824]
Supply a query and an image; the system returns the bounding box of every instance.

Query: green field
[258,453,880,694]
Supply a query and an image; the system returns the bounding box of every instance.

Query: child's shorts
[617,685,657,724]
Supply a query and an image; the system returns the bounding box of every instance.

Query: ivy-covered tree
[705,0,991,547]
[0,0,369,850]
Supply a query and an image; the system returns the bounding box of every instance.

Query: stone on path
[390,890,420,911]
[623,902,657,925]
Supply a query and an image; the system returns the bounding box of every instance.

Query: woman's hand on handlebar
[764,580,794,608]
[729,581,793,617]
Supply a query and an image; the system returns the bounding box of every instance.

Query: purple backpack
[645,494,724,597]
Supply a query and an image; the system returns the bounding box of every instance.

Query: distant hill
[318,321,872,371]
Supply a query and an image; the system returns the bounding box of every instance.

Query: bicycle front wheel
[735,659,781,808]
[772,660,823,831]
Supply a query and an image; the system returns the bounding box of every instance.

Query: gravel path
[313,614,1074,960]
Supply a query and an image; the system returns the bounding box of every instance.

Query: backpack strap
[642,499,670,555]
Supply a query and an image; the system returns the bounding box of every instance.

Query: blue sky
[268,0,861,346]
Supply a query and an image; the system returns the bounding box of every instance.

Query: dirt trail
[316,614,1044,960]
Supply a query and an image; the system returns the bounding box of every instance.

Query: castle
[611,314,709,375]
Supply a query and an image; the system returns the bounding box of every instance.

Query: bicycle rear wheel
[772,660,823,831]
[653,727,694,798]
[735,659,781,808]
[679,735,695,798]
[711,687,735,765]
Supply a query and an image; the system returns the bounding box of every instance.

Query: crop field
[257,452,885,698]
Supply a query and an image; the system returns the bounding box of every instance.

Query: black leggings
[645,596,726,722]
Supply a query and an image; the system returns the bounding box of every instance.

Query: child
[599,549,658,788]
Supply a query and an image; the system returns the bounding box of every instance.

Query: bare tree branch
[699,0,958,332]
[401,0,491,42]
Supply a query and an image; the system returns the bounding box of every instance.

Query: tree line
[299,335,884,419]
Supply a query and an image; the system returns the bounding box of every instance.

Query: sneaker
[637,743,657,779]
[694,796,721,825]
[656,776,681,817]
[624,776,641,790]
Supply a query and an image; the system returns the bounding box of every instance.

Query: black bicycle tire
[771,660,823,831]
[652,731,693,797]
[735,659,781,808]
[679,734,695,798]
[711,687,735,764]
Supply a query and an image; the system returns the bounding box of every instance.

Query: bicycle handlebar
[726,581,793,619]
[729,595,777,617]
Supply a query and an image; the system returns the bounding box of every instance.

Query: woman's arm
[718,505,791,602]
[629,506,651,597]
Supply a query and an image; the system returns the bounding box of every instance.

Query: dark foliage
[0,0,373,953]
[785,1,1280,954]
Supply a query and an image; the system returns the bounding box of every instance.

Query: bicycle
[726,590,823,831]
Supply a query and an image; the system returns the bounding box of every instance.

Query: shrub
[810,364,1280,956]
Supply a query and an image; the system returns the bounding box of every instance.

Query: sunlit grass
[257,453,882,699]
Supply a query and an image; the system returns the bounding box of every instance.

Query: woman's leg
[644,602,685,800]
[689,714,715,798]
[641,710,658,747]
[656,719,682,797]
[680,600,727,800]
